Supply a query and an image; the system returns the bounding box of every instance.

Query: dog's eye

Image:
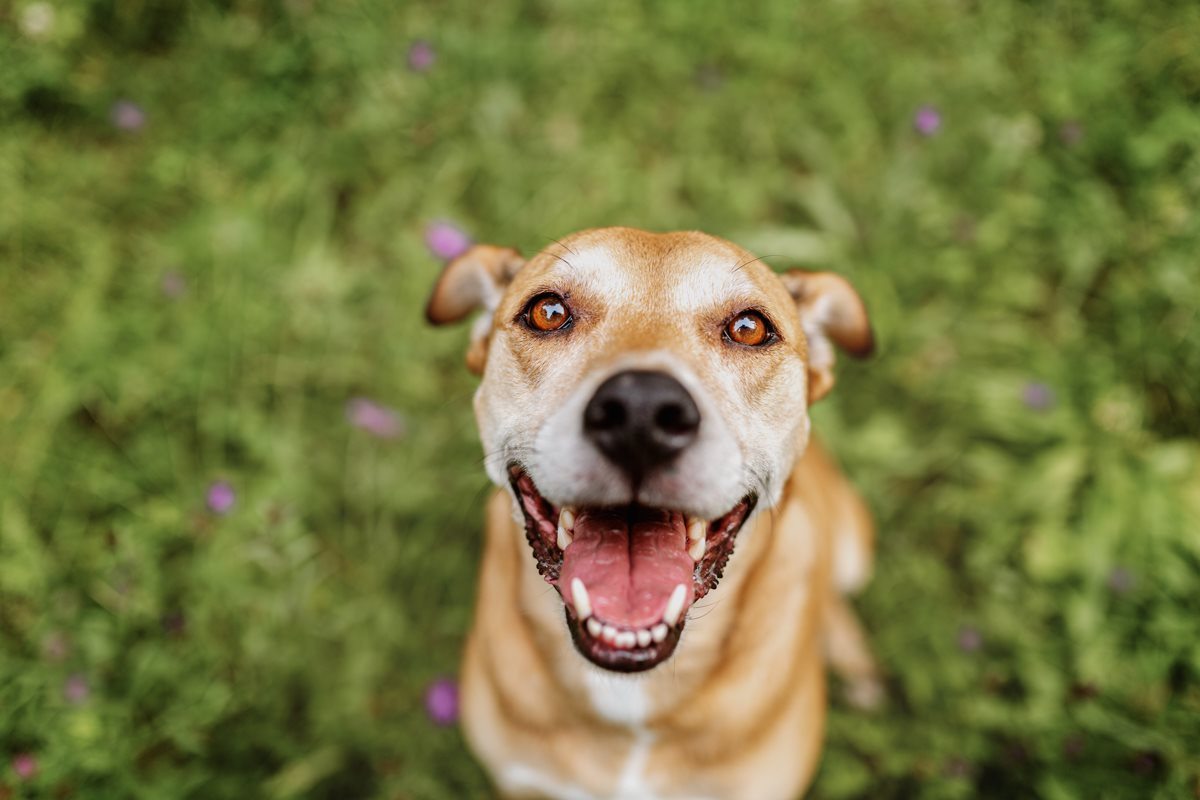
[724,311,775,347]
[523,293,572,333]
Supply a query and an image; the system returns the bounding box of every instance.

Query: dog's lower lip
[508,464,755,672]
[564,607,684,673]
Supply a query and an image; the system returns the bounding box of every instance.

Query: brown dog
[427,227,881,800]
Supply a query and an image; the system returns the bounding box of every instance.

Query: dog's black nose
[583,370,700,479]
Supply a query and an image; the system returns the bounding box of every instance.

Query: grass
[2,0,1199,797]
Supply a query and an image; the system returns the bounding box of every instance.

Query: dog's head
[427,228,872,672]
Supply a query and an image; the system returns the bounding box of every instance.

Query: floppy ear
[778,270,874,404]
[425,244,526,374]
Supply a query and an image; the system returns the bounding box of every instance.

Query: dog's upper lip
[508,464,756,672]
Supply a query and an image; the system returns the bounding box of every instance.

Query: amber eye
[725,310,775,347]
[523,293,572,333]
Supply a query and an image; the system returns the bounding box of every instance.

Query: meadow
[2,1,1199,797]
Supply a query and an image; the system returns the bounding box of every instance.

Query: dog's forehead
[515,228,786,312]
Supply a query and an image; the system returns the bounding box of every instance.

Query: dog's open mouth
[508,466,756,673]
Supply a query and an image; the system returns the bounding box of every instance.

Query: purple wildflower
[1063,733,1086,760]
[1069,681,1099,702]
[1004,741,1031,766]
[1059,120,1084,147]
[206,481,236,515]
[1107,566,1135,595]
[42,631,70,663]
[694,64,724,92]
[913,104,942,136]
[957,625,983,653]
[162,610,187,636]
[161,271,187,298]
[408,40,436,72]
[424,676,459,726]
[1130,750,1164,776]
[424,220,472,262]
[346,398,405,439]
[12,752,38,780]
[110,100,146,132]
[1022,381,1055,411]
[64,673,90,705]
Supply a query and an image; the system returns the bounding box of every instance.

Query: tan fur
[429,228,879,799]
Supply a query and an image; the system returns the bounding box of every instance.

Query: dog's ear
[425,245,526,374]
[779,270,874,404]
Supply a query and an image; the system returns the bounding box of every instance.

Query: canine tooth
[560,507,576,531]
[687,517,706,541]
[688,534,706,562]
[570,578,592,619]
[651,623,669,643]
[556,518,573,551]
[663,583,687,627]
[602,624,619,644]
[587,618,603,638]
[636,629,652,648]
[616,631,637,649]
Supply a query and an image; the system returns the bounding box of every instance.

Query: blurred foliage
[2,0,1199,798]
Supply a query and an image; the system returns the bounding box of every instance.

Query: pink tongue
[559,508,695,629]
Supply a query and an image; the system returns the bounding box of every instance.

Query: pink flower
[110,100,146,132]
[64,673,90,705]
[1107,567,1135,595]
[1059,120,1084,146]
[346,398,405,439]
[161,271,187,298]
[913,104,942,136]
[206,481,236,514]
[1022,381,1055,411]
[12,752,38,780]
[408,40,436,72]
[424,676,459,726]
[956,625,982,653]
[424,221,472,262]
[42,631,70,662]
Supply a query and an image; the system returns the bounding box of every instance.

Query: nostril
[600,400,627,429]
[587,399,627,431]
[654,403,694,435]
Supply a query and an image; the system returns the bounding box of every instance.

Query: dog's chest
[499,673,719,800]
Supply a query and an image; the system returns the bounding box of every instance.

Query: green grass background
[3,1,1200,797]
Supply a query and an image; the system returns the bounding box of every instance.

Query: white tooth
[556,519,572,551]
[587,618,603,638]
[602,624,618,644]
[687,517,706,541]
[570,578,592,619]
[616,631,636,649]
[662,583,687,627]
[636,629,652,648]
[560,507,576,531]
[688,534,706,562]
[651,623,669,643]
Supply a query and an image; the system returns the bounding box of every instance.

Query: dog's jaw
[509,465,756,672]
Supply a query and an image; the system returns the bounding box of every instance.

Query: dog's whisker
[542,234,579,257]
[730,253,779,274]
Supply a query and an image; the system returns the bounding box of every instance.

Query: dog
[426,227,882,800]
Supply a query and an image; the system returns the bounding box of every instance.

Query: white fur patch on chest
[502,731,700,800]
[500,763,597,800]
[583,669,650,726]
